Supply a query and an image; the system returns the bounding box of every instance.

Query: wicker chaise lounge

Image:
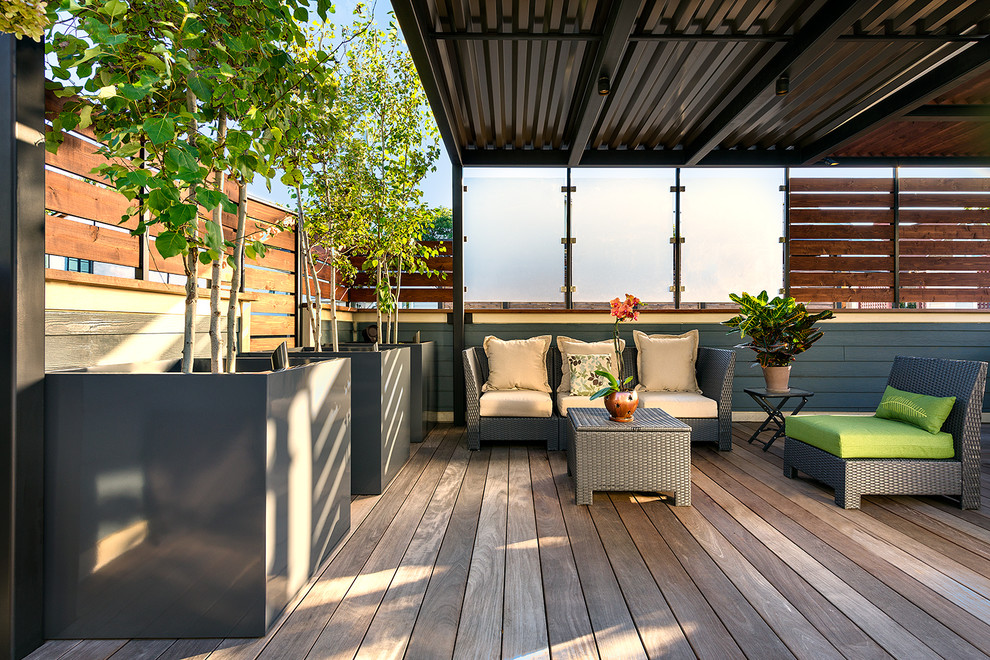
[783,355,988,509]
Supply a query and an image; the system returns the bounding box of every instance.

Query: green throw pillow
[567,353,613,396]
[875,385,956,434]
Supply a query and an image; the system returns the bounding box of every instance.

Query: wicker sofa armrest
[696,346,735,450]
[463,347,484,450]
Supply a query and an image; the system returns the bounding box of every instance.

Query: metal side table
[744,387,814,452]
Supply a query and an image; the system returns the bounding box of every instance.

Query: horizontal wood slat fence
[789,175,990,307]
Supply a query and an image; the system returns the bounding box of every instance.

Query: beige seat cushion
[557,336,624,393]
[482,335,552,393]
[638,391,717,418]
[480,390,553,418]
[633,329,701,393]
[556,393,608,417]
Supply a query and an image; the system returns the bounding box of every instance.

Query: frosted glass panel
[681,168,784,302]
[571,169,675,304]
[464,169,565,303]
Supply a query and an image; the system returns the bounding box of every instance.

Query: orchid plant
[590,293,642,400]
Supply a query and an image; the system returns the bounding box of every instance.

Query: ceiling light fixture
[823,157,839,166]
[598,75,610,96]
[775,72,789,96]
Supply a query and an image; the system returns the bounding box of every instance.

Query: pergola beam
[681,1,876,167]
[801,36,990,164]
[904,104,990,120]
[565,0,642,168]
[391,1,464,166]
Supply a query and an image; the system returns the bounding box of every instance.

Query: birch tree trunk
[330,257,339,351]
[209,112,227,373]
[375,261,383,349]
[225,182,247,373]
[180,0,200,374]
[393,255,401,343]
[304,230,323,349]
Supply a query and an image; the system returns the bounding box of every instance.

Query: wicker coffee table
[566,408,692,506]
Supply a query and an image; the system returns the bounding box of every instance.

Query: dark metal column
[0,34,46,660]
[452,163,465,426]
[783,168,791,296]
[673,169,682,308]
[294,214,304,346]
[564,168,573,309]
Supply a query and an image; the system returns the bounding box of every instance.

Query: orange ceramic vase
[605,390,639,422]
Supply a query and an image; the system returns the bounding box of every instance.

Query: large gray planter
[336,342,436,442]
[241,346,410,495]
[44,359,351,639]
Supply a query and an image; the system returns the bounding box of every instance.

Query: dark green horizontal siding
[383,319,990,415]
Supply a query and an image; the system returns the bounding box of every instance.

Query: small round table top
[744,386,814,398]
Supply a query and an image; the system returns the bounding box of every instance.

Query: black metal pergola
[391,0,990,430]
[2,2,990,657]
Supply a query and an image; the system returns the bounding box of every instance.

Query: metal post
[783,167,791,296]
[893,167,900,307]
[452,163,465,426]
[673,168,682,308]
[0,34,46,660]
[565,168,573,309]
[293,213,304,346]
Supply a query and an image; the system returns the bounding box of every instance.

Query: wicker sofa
[463,343,734,452]
[783,355,987,509]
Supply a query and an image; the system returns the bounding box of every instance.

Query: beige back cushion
[633,329,701,393]
[556,336,625,393]
[482,335,552,392]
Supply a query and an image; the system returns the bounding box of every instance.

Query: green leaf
[96,85,116,99]
[143,117,175,146]
[188,76,212,102]
[102,0,128,17]
[244,244,257,260]
[155,230,187,258]
[293,6,308,21]
[198,250,214,265]
[77,105,94,129]
[204,220,224,252]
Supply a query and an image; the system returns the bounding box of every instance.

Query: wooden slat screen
[898,178,990,304]
[789,177,896,304]
[788,174,990,307]
[346,241,453,304]
[44,92,298,348]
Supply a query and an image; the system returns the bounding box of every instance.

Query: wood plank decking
[28,422,990,660]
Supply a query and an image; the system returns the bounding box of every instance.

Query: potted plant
[722,290,834,392]
[590,294,642,422]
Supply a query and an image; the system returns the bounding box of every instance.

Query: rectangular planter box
[335,342,436,442]
[44,359,351,638]
[242,346,411,495]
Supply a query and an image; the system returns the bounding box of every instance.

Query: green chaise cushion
[785,415,954,459]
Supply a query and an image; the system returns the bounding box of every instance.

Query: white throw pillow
[556,336,624,393]
[482,335,552,393]
[633,329,701,393]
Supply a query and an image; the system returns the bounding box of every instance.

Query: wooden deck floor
[29,422,990,660]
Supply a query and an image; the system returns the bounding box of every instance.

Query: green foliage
[722,290,835,367]
[422,207,453,241]
[589,370,633,401]
[1,0,48,40]
[46,0,331,263]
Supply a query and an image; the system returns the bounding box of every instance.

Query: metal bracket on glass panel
[561,237,576,244]
[669,285,685,292]
[670,236,685,244]
[561,186,576,192]
[561,285,576,293]
[670,185,685,192]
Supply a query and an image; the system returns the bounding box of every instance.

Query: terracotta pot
[605,389,639,422]
[763,365,792,393]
